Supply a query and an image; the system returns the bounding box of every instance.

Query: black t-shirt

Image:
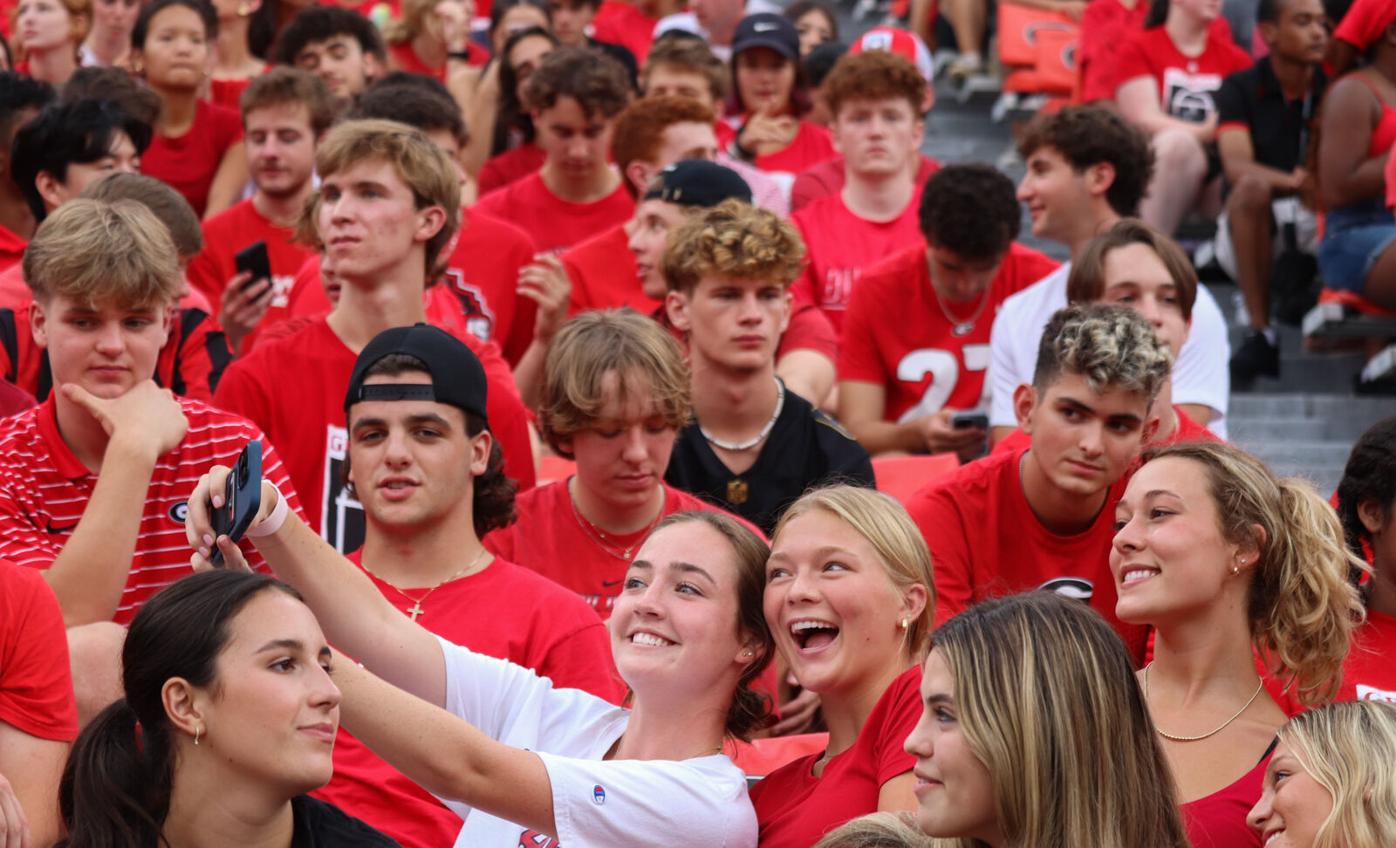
[665,384,875,535]
[291,795,400,847]
[1215,56,1326,174]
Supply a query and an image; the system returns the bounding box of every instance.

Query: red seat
[873,454,960,505]
[998,2,1078,68]
[725,732,829,778]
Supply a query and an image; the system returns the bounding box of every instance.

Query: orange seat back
[997,2,1078,68]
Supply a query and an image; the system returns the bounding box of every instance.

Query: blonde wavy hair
[1031,303,1172,405]
[1278,701,1396,848]
[662,199,806,294]
[927,593,1189,848]
[812,812,934,848]
[773,485,934,658]
[539,308,691,457]
[1142,441,1368,705]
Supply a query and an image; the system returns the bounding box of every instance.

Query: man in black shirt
[1215,0,1328,387]
[662,199,873,534]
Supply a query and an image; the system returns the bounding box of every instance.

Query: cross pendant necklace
[363,547,489,621]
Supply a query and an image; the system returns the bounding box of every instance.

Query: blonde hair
[812,812,934,848]
[930,593,1189,848]
[1279,701,1396,848]
[1032,303,1173,405]
[773,485,934,658]
[539,309,691,457]
[1143,441,1367,705]
[310,119,461,280]
[662,199,805,293]
[23,198,181,308]
[384,0,435,45]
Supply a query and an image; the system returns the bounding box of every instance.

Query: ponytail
[60,699,174,848]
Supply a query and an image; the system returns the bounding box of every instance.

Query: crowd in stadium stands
[0,0,1395,843]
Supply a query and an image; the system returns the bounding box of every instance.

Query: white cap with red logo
[848,26,934,84]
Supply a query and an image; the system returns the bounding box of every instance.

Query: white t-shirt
[436,636,759,848]
[986,263,1230,437]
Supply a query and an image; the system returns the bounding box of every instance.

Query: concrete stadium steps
[1228,395,1394,495]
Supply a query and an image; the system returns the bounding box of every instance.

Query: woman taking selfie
[751,485,930,847]
[1112,441,1365,846]
[60,569,394,846]
[905,592,1189,848]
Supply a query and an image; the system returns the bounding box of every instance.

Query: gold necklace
[569,484,667,561]
[1143,662,1265,742]
[362,547,490,621]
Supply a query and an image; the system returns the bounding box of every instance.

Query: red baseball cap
[848,26,934,84]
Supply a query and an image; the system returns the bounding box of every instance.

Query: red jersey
[792,192,927,333]
[1181,751,1268,848]
[284,260,475,339]
[185,197,314,321]
[140,99,244,216]
[992,405,1219,455]
[484,479,748,618]
[473,172,635,255]
[213,318,535,552]
[314,551,622,848]
[387,40,488,80]
[563,223,652,316]
[0,560,77,742]
[905,446,1146,657]
[749,666,920,848]
[0,300,232,402]
[837,243,1058,421]
[0,397,303,624]
[0,223,25,275]
[477,143,546,196]
[746,119,838,177]
[789,154,940,213]
[1337,608,1396,703]
[592,0,655,66]
[208,76,253,110]
[1113,26,1252,122]
[0,379,33,416]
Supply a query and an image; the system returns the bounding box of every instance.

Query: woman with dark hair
[131,0,247,216]
[726,12,836,182]
[783,0,836,57]
[1333,416,1396,701]
[473,25,557,191]
[59,569,395,847]
[457,0,552,177]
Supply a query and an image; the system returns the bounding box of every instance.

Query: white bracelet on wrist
[246,483,289,538]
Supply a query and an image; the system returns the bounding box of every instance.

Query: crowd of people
[0,0,1394,844]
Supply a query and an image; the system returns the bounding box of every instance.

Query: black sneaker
[1230,331,1279,390]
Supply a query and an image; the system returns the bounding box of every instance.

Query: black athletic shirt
[291,795,400,847]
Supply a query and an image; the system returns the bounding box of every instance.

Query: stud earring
[898,618,909,631]
[194,726,202,746]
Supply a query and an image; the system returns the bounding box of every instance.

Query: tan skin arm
[0,724,68,848]
[1317,76,1390,210]
[203,141,249,220]
[777,349,835,408]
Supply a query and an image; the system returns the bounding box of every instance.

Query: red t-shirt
[0,560,77,741]
[0,379,33,416]
[185,197,314,325]
[0,300,232,402]
[905,446,1145,657]
[792,192,927,333]
[789,155,940,213]
[473,172,635,256]
[313,551,622,848]
[992,405,1219,455]
[747,119,838,177]
[208,76,253,111]
[0,397,303,624]
[283,259,478,340]
[1078,0,1149,103]
[1113,26,1252,122]
[749,666,921,848]
[1337,608,1396,702]
[563,223,651,316]
[477,143,547,197]
[213,318,535,552]
[593,0,655,66]
[140,99,244,216]
[0,223,25,275]
[483,479,749,618]
[388,40,488,80]
[1181,751,1268,848]
[837,243,1058,421]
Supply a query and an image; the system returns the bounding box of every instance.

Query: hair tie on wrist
[247,483,289,538]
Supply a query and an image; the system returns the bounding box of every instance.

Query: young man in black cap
[316,323,620,848]
[663,199,873,534]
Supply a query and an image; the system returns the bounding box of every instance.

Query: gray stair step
[1228,394,1396,420]
[1236,440,1357,470]
[1226,416,1378,443]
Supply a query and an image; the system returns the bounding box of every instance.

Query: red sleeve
[537,619,625,703]
[1110,34,1155,94]
[169,310,233,401]
[481,523,517,560]
[837,277,887,384]
[216,103,245,146]
[905,484,973,625]
[777,297,838,361]
[184,241,227,308]
[212,357,272,436]
[873,672,921,784]
[464,335,537,492]
[0,563,77,741]
[0,380,33,417]
[496,229,541,366]
[477,156,510,197]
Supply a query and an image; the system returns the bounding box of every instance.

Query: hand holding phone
[210,440,263,566]
[234,241,272,292]
[951,411,989,430]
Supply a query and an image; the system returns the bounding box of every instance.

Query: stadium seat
[1302,289,1396,340]
[873,454,961,504]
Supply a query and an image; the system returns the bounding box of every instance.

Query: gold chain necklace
[362,547,489,621]
[1143,662,1265,742]
[569,485,666,561]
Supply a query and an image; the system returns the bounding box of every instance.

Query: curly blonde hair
[1142,441,1368,705]
[1032,303,1172,405]
[661,199,806,294]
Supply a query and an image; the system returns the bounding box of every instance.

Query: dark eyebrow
[351,412,454,431]
[255,638,332,661]
[626,560,716,586]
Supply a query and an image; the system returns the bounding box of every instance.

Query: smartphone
[209,440,263,566]
[951,412,989,430]
[234,241,272,292]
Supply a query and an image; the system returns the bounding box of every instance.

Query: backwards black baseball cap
[643,159,752,208]
[344,323,488,425]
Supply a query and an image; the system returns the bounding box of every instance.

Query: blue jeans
[1319,202,1396,293]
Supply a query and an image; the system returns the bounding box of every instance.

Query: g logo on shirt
[169,502,189,524]
[518,831,558,847]
[1038,576,1093,603]
[1357,684,1396,703]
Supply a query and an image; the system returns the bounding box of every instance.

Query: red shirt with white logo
[213,318,535,553]
[0,397,303,624]
[140,99,244,217]
[837,243,1057,421]
[314,550,622,848]
[0,560,77,741]
[792,192,926,333]
[1113,25,1251,123]
[473,172,635,256]
[185,198,314,330]
[905,446,1145,657]
[1337,608,1396,703]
